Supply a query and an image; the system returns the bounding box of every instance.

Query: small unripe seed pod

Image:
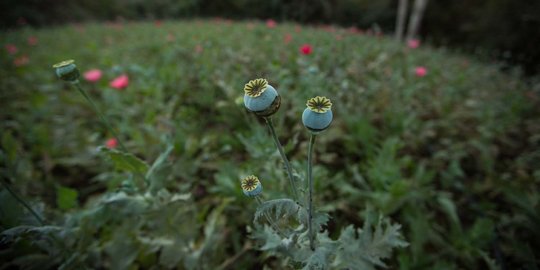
[302,96,333,133]
[241,175,263,197]
[52,60,80,83]
[243,78,281,117]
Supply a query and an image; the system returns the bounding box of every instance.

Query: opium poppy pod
[52,59,80,83]
[243,78,281,117]
[302,96,333,133]
[241,175,263,197]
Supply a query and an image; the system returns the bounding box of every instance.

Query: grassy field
[1,19,539,269]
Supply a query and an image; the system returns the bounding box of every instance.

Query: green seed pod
[302,96,333,133]
[243,78,281,117]
[52,59,80,83]
[241,175,263,197]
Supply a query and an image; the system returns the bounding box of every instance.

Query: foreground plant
[241,78,407,269]
[52,60,147,189]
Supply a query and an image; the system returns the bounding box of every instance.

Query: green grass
[1,19,539,269]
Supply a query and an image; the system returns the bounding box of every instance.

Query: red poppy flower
[105,138,118,149]
[300,44,313,55]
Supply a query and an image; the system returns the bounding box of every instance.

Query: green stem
[307,133,316,251]
[264,117,299,202]
[74,83,128,152]
[1,177,44,226]
[73,82,147,189]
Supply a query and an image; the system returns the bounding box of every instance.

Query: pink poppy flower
[415,66,427,77]
[13,55,29,66]
[110,74,129,89]
[407,39,420,49]
[105,138,118,149]
[84,69,102,82]
[283,33,293,44]
[27,36,38,46]
[300,44,313,55]
[266,19,276,28]
[5,44,17,55]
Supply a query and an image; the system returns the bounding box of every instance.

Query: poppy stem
[73,82,127,152]
[307,133,317,251]
[73,82,147,190]
[264,117,299,203]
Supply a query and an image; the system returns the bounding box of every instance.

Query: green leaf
[333,214,408,270]
[301,246,332,270]
[56,186,78,210]
[146,144,174,180]
[99,146,149,174]
[254,198,302,225]
[437,193,461,231]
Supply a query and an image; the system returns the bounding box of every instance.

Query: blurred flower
[348,26,362,34]
[13,55,29,67]
[5,44,17,54]
[154,20,162,27]
[105,138,118,149]
[110,74,129,89]
[283,33,293,44]
[302,96,333,133]
[335,34,343,41]
[52,60,80,83]
[243,78,281,117]
[295,25,301,32]
[266,19,276,28]
[407,39,420,49]
[415,66,427,77]
[241,175,263,197]
[83,69,102,82]
[27,36,38,46]
[300,44,313,55]
[195,44,203,53]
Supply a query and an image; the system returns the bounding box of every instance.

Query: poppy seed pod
[243,78,281,117]
[241,175,263,197]
[302,96,333,133]
[52,60,80,83]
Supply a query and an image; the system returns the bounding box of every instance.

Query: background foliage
[2,0,540,75]
[1,20,540,269]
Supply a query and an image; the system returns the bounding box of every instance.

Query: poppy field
[1,19,539,269]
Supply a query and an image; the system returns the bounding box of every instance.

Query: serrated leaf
[99,146,149,174]
[333,215,408,270]
[254,199,301,225]
[302,246,332,270]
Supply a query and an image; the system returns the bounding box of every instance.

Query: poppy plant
[110,74,129,89]
[300,44,313,55]
[105,138,118,149]
[83,69,102,82]
[5,44,17,55]
[266,19,276,28]
[408,39,420,49]
[415,66,427,77]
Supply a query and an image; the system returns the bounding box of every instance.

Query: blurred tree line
[2,0,539,75]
